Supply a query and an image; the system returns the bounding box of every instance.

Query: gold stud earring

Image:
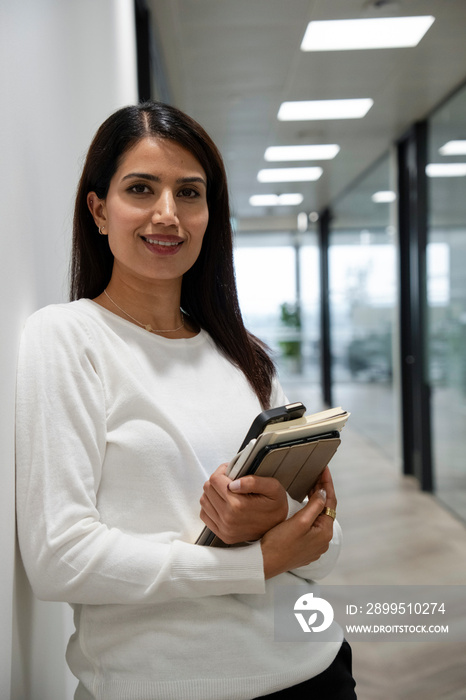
[98,226,106,235]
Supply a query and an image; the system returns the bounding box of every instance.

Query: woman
[16,101,356,699]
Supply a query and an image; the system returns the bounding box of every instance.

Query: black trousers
[253,640,357,699]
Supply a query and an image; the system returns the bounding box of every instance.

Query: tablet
[195,406,349,547]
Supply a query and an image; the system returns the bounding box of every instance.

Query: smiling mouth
[141,237,183,248]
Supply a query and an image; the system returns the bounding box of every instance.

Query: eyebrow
[122,172,207,187]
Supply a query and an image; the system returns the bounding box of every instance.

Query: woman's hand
[260,466,337,579]
[200,464,289,544]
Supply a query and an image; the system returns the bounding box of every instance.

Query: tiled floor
[322,426,466,700]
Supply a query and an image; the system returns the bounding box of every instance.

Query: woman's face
[89,136,209,288]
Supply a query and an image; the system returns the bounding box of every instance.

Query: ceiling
[147,0,466,231]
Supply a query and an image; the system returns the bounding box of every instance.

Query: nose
[152,189,179,227]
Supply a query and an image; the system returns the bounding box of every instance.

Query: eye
[129,183,151,194]
[178,187,201,199]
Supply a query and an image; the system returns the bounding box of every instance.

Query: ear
[87,192,107,232]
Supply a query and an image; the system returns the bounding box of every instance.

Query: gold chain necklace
[103,290,185,334]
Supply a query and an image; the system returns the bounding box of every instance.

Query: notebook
[196,406,349,547]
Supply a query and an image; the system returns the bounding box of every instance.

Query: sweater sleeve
[15,307,265,605]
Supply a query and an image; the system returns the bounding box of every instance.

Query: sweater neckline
[76,298,207,346]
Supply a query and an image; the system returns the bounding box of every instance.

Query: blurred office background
[2,1,466,698]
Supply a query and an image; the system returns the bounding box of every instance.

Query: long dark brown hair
[70,101,275,408]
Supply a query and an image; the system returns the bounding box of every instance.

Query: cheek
[107,203,142,231]
[105,203,144,260]
[194,209,209,238]
[194,214,209,252]
[181,204,209,242]
[187,214,209,265]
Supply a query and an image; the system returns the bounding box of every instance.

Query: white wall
[0,1,138,697]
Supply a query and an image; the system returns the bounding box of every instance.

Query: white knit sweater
[16,299,343,700]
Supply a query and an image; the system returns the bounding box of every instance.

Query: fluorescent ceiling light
[372,191,396,203]
[426,163,466,177]
[249,193,304,207]
[264,144,340,161]
[439,140,466,156]
[257,167,323,183]
[278,99,373,121]
[301,16,435,51]
[278,193,304,205]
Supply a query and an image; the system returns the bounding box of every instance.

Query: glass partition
[234,230,322,409]
[427,83,466,520]
[329,154,398,460]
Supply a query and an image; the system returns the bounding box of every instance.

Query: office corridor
[324,426,466,700]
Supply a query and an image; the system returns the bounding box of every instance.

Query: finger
[290,488,327,532]
[199,491,222,524]
[199,507,221,533]
[202,479,230,514]
[322,467,337,510]
[205,463,230,484]
[216,462,230,476]
[228,475,285,498]
[314,466,337,510]
[203,463,232,502]
[208,462,230,483]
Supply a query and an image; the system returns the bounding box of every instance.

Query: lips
[141,235,184,256]
[141,236,182,247]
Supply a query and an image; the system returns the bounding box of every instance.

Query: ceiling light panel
[278,193,304,205]
[301,16,435,52]
[249,195,279,207]
[372,191,396,203]
[426,163,466,177]
[439,140,466,156]
[264,145,340,161]
[257,167,323,183]
[278,99,373,121]
[249,193,304,207]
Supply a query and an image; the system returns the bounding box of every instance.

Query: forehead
[116,136,206,177]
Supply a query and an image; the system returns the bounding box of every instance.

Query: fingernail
[228,480,241,492]
[318,488,327,503]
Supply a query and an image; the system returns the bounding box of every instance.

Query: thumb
[291,488,327,529]
[228,475,282,497]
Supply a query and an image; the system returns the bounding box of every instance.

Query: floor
[317,426,466,700]
[278,377,466,699]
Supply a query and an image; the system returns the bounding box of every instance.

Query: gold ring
[322,507,336,520]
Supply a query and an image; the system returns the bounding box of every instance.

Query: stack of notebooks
[196,403,350,547]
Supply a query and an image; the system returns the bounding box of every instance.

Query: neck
[94,274,196,338]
